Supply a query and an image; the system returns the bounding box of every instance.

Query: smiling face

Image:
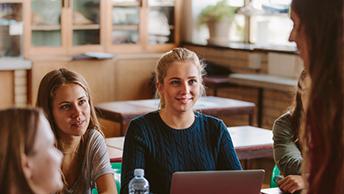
[289,10,309,70]
[157,61,201,115]
[52,83,91,137]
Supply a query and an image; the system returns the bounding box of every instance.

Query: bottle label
[129,190,149,194]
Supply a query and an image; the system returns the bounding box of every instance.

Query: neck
[58,133,82,154]
[159,109,195,129]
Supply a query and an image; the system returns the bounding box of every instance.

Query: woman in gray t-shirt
[36,68,117,194]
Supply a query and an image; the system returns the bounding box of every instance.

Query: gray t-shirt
[272,112,302,175]
[63,129,113,194]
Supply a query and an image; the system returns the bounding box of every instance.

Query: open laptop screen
[170,169,265,194]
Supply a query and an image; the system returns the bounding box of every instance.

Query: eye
[170,80,181,86]
[60,104,71,110]
[78,98,87,106]
[188,79,198,85]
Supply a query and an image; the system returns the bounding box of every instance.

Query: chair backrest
[112,162,122,193]
[270,164,281,188]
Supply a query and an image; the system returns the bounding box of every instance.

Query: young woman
[273,71,309,193]
[289,0,343,193]
[36,68,117,194]
[121,48,242,194]
[0,107,63,194]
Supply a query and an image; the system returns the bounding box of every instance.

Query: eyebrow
[57,95,87,105]
[168,76,198,80]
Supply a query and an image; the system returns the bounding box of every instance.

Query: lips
[70,120,85,128]
[176,96,193,104]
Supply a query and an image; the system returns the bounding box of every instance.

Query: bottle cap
[134,168,144,176]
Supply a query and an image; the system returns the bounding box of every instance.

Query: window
[249,0,293,46]
[188,0,294,47]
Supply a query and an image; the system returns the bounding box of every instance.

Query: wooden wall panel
[31,55,161,104]
[0,71,14,108]
[31,59,67,105]
[66,60,116,103]
[114,57,159,100]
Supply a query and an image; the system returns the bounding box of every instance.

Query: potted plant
[198,0,237,45]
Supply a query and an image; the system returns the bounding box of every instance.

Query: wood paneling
[114,57,158,100]
[31,54,160,104]
[0,71,14,108]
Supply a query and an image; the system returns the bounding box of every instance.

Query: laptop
[170,169,265,194]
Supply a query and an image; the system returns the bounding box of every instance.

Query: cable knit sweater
[120,111,242,194]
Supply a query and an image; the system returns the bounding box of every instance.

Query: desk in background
[96,96,255,135]
[106,125,273,163]
[204,74,297,127]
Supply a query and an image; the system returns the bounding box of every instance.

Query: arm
[96,174,117,194]
[273,113,302,175]
[91,131,117,194]
[120,121,146,194]
[216,121,242,170]
[278,175,305,193]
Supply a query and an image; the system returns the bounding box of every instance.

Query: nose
[71,104,82,118]
[181,81,190,94]
[289,28,295,42]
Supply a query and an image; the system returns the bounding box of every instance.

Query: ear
[21,153,33,180]
[156,81,164,94]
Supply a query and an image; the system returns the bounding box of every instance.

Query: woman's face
[289,10,309,70]
[52,83,91,137]
[158,61,201,114]
[26,115,63,193]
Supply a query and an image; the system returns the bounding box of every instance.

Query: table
[204,74,297,127]
[261,188,285,194]
[106,125,273,163]
[261,187,298,194]
[203,76,232,96]
[96,96,256,135]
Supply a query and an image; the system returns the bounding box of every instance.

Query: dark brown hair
[289,71,307,137]
[36,68,101,142]
[292,0,344,193]
[0,107,41,194]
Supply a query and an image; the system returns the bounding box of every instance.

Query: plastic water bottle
[129,168,149,194]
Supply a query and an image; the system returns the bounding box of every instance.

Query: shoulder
[273,112,292,130]
[84,129,107,150]
[130,111,159,124]
[195,112,227,134]
[126,111,160,135]
[196,112,225,126]
[87,129,104,142]
[272,112,294,138]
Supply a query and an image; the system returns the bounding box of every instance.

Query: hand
[278,175,305,193]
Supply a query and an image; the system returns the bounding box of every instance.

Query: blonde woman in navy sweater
[121,48,242,194]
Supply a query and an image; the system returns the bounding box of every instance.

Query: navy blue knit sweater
[120,111,242,194]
